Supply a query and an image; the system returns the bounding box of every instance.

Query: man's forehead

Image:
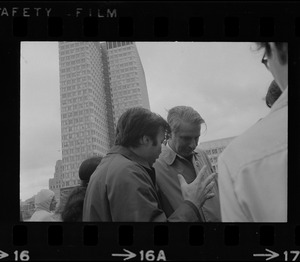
[177,120,201,133]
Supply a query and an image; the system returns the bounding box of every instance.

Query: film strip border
[5,14,300,39]
[1,1,300,261]
[0,223,299,260]
[8,15,300,39]
[0,2,299,39]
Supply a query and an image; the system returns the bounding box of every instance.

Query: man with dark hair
[83,107,216,221]
[219,42,288,222]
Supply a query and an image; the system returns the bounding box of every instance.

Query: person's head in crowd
[61,187,86,222]
[60,156,103,222]
[35,189,57,212]
[266,80,283,108]
[29,189,57,221]
[79,156,103,187]
[257,42,288,92]
[167,106,205,158]
[114,107,170,166]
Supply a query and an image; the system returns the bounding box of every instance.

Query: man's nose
[158,146,162,155]
[189,139,197,149]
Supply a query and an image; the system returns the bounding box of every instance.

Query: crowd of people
[26,42,288,223]
[27,156,102,222]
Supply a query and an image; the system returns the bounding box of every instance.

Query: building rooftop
[200,136,237,145]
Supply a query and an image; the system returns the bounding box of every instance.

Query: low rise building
[20,195,35,221]
[49,160,63,203]
[199,136,236,174]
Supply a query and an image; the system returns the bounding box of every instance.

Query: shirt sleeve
[106,164,200,222]
[167,200,202,222]
[218,155,249,222]
[219,150,287,222]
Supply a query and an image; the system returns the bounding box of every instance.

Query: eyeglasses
[261,52,269,69]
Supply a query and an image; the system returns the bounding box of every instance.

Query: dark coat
[82,145,201,222]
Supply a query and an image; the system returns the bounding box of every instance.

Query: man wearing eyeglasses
[218,43,288,222]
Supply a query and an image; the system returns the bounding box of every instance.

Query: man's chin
[181,151,193,157]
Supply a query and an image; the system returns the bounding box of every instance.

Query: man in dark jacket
[83,107,216,222]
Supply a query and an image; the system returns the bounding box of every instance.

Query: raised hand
[178,165,216,209]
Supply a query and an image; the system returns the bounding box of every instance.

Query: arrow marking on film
[0,250,9,260]
[112,249,136,261]
[253,249,279,261]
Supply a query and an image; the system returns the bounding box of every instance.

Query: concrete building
[57,42,114,190]
[49,42,150,201]
[49,160,63,202]
[105,42,150,125]
[199,136,236,173]
[20,196,35,221]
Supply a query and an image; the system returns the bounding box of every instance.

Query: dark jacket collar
[108,145,152,170]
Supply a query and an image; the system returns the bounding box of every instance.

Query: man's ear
[140,135,151,146]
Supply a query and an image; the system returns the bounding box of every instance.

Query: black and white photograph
[20,41,287,223]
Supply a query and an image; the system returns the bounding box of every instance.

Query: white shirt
[218,88,287,222]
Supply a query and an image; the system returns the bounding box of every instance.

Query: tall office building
[51,42,150,195]
[49,160,63,201]
[58,42,113,188]
[104,42,150,125]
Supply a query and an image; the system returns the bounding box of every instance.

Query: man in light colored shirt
[218,42,288,222]
[154,106,221,222]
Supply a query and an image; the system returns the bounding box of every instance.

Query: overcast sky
[20,42,273,201]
